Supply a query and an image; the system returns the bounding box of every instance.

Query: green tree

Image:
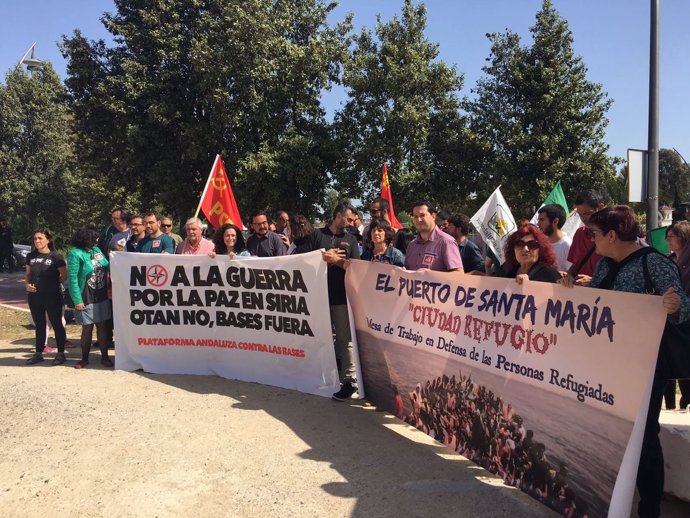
[62,0,351,222]
[0,64,74,242]
[466,0,616,216]
[333,0,482,212]
[659,148,690,208]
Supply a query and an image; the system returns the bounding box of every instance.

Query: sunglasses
[161,224,172,228]
[513,240,540,250]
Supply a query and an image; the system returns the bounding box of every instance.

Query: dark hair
[394,228,414,254]
[574,190,604,209]
[588,205,639,242]
[289,215,314,241]
[371,198,389,212]
[332,202,355,220]
[666,221,690,248]
[250,210,268,222]
[119,209,132,225]
[71,227,99,249]
[436,210,450,222]
[212,223,246,254]
[412,200,436,214]
[447,213,470,235]
[367,219,395,246]
[144,211,161,222]
[31,228,56,252]
[537,204,567,229]
[503,225,556,271]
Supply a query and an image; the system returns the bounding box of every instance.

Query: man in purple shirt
[405,200,464,273]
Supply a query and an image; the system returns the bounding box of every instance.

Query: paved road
[0,272,28,310]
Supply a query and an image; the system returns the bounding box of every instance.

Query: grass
[0,306,81,342]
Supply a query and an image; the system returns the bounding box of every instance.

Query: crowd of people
[401,372,592,517]
[7,188,690,518]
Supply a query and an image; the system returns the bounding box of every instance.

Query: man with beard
[139,211,175,254]
[567,190,605,286]
[246,211,287,257]
[126,216,147,252]
[405,201,463,273]
[297,202,360,401]
[536,204,571,272]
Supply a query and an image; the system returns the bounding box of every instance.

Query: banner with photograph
[111,251,339,398]
[345,261,667,518]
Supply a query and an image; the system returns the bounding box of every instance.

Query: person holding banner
[210,223,250,258]
[405,201,463,273]
[502,225,560,284]
[176,218,215,255]
[67,227,113,369]
[561,206,689,518]
[297,202,360,401]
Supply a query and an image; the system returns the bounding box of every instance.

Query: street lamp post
[647,0,660,232]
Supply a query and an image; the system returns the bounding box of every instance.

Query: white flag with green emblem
[470,187,517,264]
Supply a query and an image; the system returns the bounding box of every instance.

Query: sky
[1,0,689,164]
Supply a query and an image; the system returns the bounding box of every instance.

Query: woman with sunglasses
[560,206,689,518]
[502,225,560,284]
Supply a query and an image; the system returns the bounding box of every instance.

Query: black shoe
[52,353,67,366]
[26,354,44,365]
[332,382,358,401]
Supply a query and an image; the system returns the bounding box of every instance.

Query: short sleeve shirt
[138,234,175,254]
[26,251,66,294]
[404,226,464,271]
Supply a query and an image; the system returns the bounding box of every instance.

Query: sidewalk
[0,326,689,517]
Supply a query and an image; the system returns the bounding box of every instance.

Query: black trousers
[28,292,66,353]
[636,375,665,518]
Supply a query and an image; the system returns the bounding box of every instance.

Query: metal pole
[647,0,660,232]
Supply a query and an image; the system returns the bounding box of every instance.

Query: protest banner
[345,260,667,518]
[111,251,339,398]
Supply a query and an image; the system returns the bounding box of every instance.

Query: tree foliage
[332,0,483,213]
[0,65,75,243]
[465,0,616,216]
[658,148,690,208]
[61,0,351,221]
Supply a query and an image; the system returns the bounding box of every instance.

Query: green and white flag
[470,187,517,265]
[530,181,568,223]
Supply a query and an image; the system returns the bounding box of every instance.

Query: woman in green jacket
[67,227,113,369]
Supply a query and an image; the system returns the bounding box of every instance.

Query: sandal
[74,360,89,369]
[52,353,67,366]
[101,358,114,368]
[26,354,44,365]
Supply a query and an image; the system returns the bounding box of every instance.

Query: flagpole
[195,154,221,218]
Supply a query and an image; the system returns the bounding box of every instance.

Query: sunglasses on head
[514,239,540,250]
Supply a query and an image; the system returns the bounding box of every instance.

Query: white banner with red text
[345,260,667,518]
[111,251,339,398]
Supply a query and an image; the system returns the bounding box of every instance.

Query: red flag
[196,155,244,230]
[380,162,403,230]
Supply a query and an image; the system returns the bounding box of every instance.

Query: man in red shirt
[567,190,606,286]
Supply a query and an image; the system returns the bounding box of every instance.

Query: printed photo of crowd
[398,372,593,518]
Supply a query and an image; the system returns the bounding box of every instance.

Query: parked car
[13,244,31,268]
